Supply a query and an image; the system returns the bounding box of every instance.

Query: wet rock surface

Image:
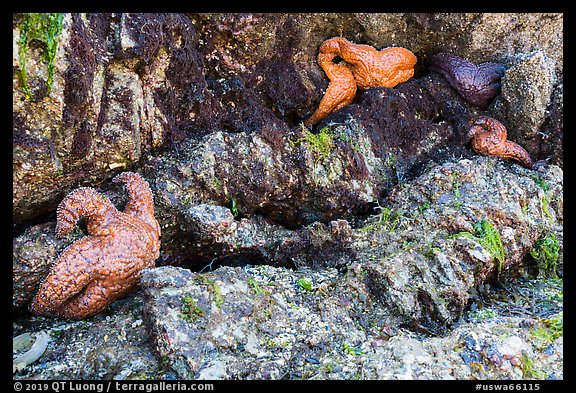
[13,13,563,380]
[13,156,563,380]
[14,268,562,380]
[491,50,561,166]
[13,293,175,380]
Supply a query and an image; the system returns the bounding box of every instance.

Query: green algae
[360,204,402,233]
[520,353,547,379]
[179,295,204,323]
[248,277,267,296]
[291,124,336,165]
[18,13,65,100]
[449,219,505,274]
[296,277,313,292]
[530,233,560,278]
[531,314,563,346]
[531,175,550,192]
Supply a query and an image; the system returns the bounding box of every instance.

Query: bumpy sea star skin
[30,172,161,320]
[429,53,506,109]
[305,37,417,126]
[467,116,533,169]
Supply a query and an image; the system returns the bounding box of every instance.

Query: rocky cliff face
[13,13,563,228]
[13,13,563,380]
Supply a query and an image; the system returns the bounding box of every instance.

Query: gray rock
[12,155,563,380]
[491,50,557,161]
[350,156,562,331]
[146,122,389,229]
[140,264,368,379]
[139,265,563,380]
[14,273,562,380]
[138,156,562,379]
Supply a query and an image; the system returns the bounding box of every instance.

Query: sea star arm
[53,255,147,320]
[429,53,505,108]
[30,237,99,315]
[112,172,161,236]
[467,116,507,149]
[52,281,110,320]
[494,140,534,168]
[362,47,416,89]
[305,61,357,126]
[305,37,416,125]
[331,37,378,84]
[55,187,117,238]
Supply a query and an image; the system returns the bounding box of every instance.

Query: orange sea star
[30,172,161,320]
[305,37,417,126]
[467,116,533,169]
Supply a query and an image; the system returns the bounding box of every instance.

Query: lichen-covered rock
[13,271,562,380]
[177,204,354,270]
[466,13,563,75]
[349,156,562,331]
[146,122,390,230]
[140,264,397,379]
[140,156,563,380]
[139,264,562,380]
[491,50,558,163]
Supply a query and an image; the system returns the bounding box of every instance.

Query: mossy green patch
[473,219,505,271]
[291,124,336,164]
[179,295,204,323]
[195,274,225,308]
[449,219,505,274]
[468,308,496,322]
[530,233,560,278]
[212,283,225,308]
[417,201,431,213]
[540,195,554,224]
[18,13,65,100]
[453,180,462,198]
[248,277,268,296]
[228,197,239,218]
[531,312,562,345]
[520,353,547,379]
[360,205,402,233]
[296,277,313,292]
[423,242,442,259]
[342,341,363,356]
[532,175,550,192]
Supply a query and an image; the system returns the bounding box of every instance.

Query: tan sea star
[30,172,161,320]
[305,37,417,126]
